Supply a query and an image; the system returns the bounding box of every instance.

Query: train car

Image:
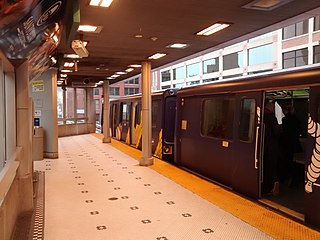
[110,89,177,162]
[175,66,320,228]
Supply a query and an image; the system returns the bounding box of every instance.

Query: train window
[134,104,141,126]
[152,100,160,129]
[239,99,256,142]
[121,103,129,122]
[201,97,235,140]
[163,97,177,143]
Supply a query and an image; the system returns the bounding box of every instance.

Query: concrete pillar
[86,88,96,133]
[102,81,111,143]
[30,69,58,158]
[139,61,153,166]
[16,61,34,212]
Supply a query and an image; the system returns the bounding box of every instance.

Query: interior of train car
[261,88,309,220]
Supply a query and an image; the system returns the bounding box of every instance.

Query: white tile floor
[34,134,273,240]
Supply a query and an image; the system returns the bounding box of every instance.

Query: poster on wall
[0,0,65,59]
[32,80,44,92]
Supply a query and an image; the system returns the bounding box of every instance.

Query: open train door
[305,86,320,227]
[232,91,263,198]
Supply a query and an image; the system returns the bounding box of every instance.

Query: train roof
[178,65,320,97]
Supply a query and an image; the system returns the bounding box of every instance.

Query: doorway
[260,88,308,219]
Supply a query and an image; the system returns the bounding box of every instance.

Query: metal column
[103,81,111,143]
[139,61,153,166]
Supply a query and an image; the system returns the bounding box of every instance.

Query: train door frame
[232,91,263,198]
[120,101,131,142]
[130,101,141,145]
[260,88,310,221]
[110,102,119,138]
[305,86,320,226]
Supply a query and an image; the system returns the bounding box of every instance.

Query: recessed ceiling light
[111,74,120,78]
[125,68,134,72]
[115,71,127,75]
[167,43,188,49]
[196,22,231,36]
[243,0,293,11]
[64,54,80,59]
[148,53,167,60]
[64,62,75,67]
[129,64,142,68]
[90,0,113,7]
[135,34,143,38]
[60,74,67,78]
[78,25,102,33]
[61,69,73,73]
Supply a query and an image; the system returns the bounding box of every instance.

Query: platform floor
[34,134,320,240]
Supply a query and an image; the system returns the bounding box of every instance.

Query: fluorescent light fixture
[196,23,231,36]
[65,54,80,59]
[90,0,113,7]
[243,0,293,11]
[125,68,134,72]
[115,71,127,75]
[64,62,75,67]
[167,43,188,49]
[111,74,120,78]
[61,69,73,73]
[148,53,167,60]
[129,64,142,68]
[60,74,67,78]
[78,25,98,32]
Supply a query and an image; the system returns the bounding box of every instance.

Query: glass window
[110,87,120,96]
[201,97,235,139]
[249,32,272,42]
[283,19,309,39]
[175,83,184,88]
[163,97,176,143]
[248,44,273,66]
[121,103,129,122]
[161,85,171,90]
[223,52,243,70]
[95,99,100,114]
[93,88,100,95]
[283,48,308,69]
[203,58,219,74]
[173,67,184,80]
[186,62,199,77]
[76,88,86,118]
[186,80,200,86]
[66,88,75,118]
[161,70,171,82]
[57,87,63,118]
[152,100,160,129]
[203,78,219,83]
[223,74,243,79]
[314,45,320,64]
[315,16,320,31]
[124,88,139,95]
[239,99,256,142]
[0,76,5,170]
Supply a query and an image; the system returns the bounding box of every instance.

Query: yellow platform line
[92,133,320,239]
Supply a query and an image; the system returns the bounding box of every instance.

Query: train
[108,66,320,228]
[109,89,177,162]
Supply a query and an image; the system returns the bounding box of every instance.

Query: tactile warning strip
[32,171,45,240]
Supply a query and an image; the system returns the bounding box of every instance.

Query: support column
[86,88,96,133]
[16,61,33,212]
[102,81,111,143]
[30,69,58,158]
[139,61,153,166]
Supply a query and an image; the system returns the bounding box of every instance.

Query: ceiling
[58,0,320,87]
